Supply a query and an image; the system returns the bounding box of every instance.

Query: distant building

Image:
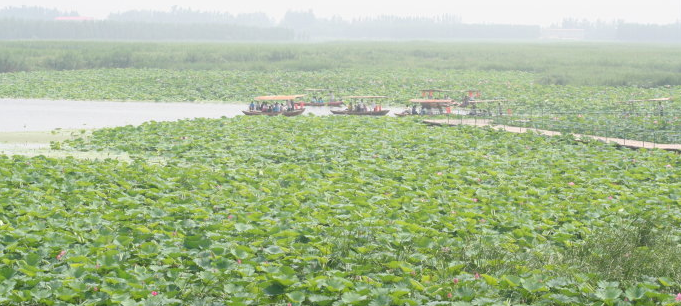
[541,28,585,40]
[54,16,94,21]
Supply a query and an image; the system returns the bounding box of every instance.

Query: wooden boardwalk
[424,119,681,152]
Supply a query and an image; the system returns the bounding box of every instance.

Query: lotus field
[0,116,680,305]
[2,66,681,142]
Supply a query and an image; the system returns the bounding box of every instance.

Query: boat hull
[242,109,305,116]
[330,110,389,116]
[303,101,344,107]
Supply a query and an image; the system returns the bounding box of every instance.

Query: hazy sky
[6,0,681,25]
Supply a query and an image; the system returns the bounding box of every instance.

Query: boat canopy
[409,99,454,103]
[344,95,387,99]
[420,89,455,92]
[254,95,305,101]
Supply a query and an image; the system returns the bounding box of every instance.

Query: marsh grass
[564,217,681,286]
[3,41,681,86]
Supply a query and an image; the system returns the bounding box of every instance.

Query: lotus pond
[2,67,681,144]
[2,115,681,305]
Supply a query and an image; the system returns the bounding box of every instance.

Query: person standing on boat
[249,101,256,111]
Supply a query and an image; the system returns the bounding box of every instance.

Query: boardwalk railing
[426,110,681,151]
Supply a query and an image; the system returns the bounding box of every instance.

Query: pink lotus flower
[151,291,158,296]
[56,250,66,260]
[472,198,478,202]
[479,219,486,223]
[93,286,99,292]
[437,172,443,176]
[676,293,681,301]
[666,164,672,168]
[607,196,613,200]
[237,259,242,264]
[447,292,453,299]
[568,182,575,186]
[474,273,480,279]
[452,278,459,284]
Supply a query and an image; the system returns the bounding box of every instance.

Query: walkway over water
[424,119,681,152]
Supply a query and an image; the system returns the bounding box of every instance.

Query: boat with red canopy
[331,96,389,116]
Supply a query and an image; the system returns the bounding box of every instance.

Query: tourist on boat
[249,101,256,111]
[411,105,418,115]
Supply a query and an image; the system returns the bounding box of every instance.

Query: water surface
[0,99,358,132]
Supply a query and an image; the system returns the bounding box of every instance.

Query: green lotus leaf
[286,291,306,303]
[183,235,211,250]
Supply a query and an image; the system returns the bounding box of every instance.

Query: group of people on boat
[399,105,426,115]
[399,105,451,116]
[346,102,382,113]
[249,101,297,113]
[310,96,325,103]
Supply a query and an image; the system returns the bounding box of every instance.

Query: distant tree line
[0,6,291,41]
[279,11,539,40]
[616,23,681,43]
[556,18,681,42]
[0,6,77,20]
[108,6,275,28]
[0,6,680,42]
[0,19,294,41]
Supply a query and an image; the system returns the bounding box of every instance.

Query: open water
[0,99,377,132]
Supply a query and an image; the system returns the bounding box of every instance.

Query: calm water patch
[0,99,357,132]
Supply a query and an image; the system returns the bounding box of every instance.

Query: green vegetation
[2,41,681,304]
[0,116,679,305]
[3,41,680,143]
[3,41,681,86]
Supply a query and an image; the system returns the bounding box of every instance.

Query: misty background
[0,5,680,42]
